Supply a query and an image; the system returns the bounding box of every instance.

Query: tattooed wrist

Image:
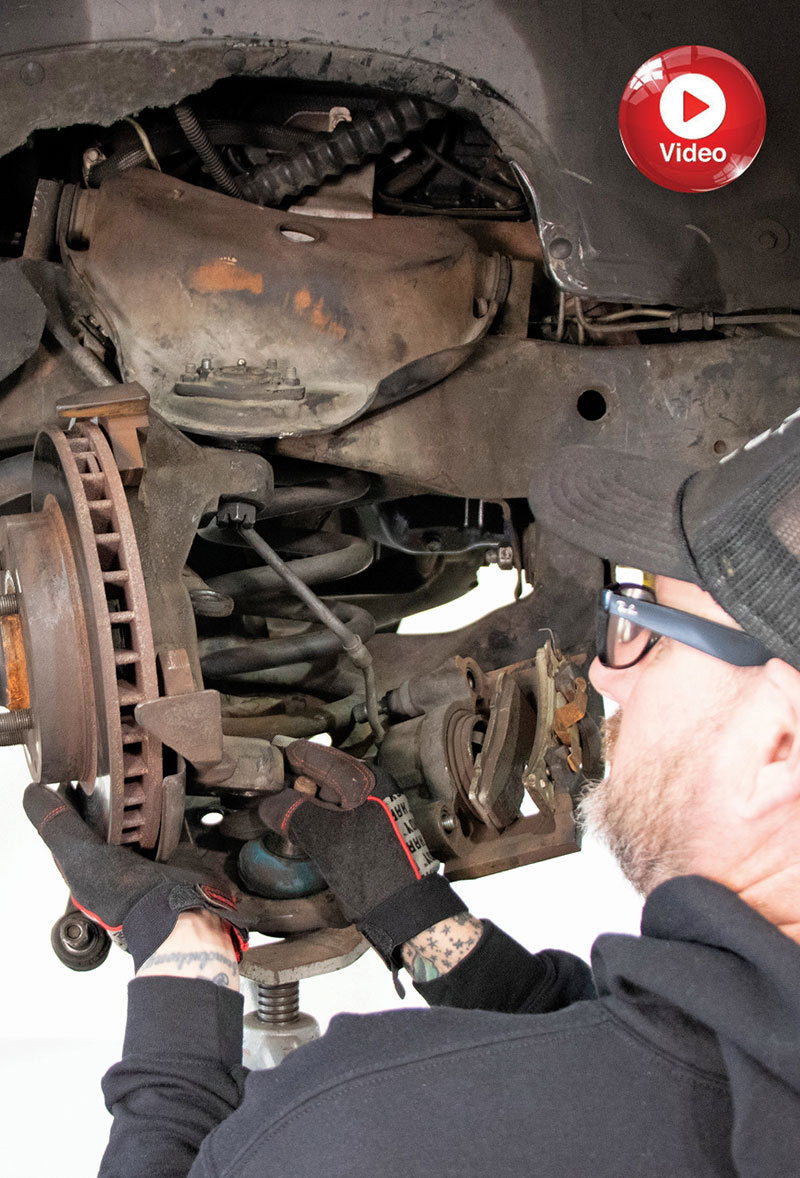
[401,912,484,983]
[137,948,238,989]
[135,911,240,990]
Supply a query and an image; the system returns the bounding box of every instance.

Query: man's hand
[136,910,240,990]
[24,783,247,972]
[258,741,469,972]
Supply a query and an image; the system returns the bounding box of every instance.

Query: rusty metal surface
[552,679,588,747]
[378,651,583,880]
[366,530,606,881]
[58,382,150,486]
[31,423,163,846]
[22,179,63,262]
[383,656,486,720]
[60,168,506,438]
[276,335,800,499]
[0,341,95,453]
[0,260,46,382]
[0,497,96,783]
[444,788,580,883]
[192,735,283,795]
[155,758,186,863]
[377,643,582,876]
[2,7,797,316]
[157,648,195,697]
[135,690,223,769]
[0,613,30,710]
[121,411,273,692]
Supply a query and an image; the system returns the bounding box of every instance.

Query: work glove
[24,783,248,971]
[259,741,466,972]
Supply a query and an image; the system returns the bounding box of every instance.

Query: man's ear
[737,660,800,821]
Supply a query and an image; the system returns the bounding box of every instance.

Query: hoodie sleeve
[414,919,596,1012]
[99,976,247,1178]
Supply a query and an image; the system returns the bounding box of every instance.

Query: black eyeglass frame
[597,583,775,669]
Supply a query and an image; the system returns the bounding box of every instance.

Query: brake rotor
[0,422,163,847]
[445,705,488,810]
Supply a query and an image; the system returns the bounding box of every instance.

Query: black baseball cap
[528,407,800,671]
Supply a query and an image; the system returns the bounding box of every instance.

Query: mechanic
[25,408,800,1178]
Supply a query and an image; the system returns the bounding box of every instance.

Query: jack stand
[241,925,368,1069]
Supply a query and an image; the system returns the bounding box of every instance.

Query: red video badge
[618,45,766,193]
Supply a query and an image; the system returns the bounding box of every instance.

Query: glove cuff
[123,882,247,972]
[358,873,467,968]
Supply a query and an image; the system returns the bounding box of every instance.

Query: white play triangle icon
[683,91,710,122]
[660,72,726,139]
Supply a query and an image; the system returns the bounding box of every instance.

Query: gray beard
[577,710,702,896]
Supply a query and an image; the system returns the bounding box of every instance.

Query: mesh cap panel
[688,442,800,671]
[529,407,800,670]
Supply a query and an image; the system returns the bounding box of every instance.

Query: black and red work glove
[23,783,248,971]
[259,741,466,971]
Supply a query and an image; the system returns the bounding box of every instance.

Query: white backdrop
[0,569,642,1178]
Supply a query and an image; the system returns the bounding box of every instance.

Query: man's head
[529,408,800,906]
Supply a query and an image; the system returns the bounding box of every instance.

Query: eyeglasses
[597,583,775,669]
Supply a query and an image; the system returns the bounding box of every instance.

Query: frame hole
[280,226,318,244]
[577,389,607,421]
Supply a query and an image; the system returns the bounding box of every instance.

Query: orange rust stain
[313,299,347,340]
[311,299,330,332]
[192,259,263,295]
[293,288,346,340]
[0,615,30,710]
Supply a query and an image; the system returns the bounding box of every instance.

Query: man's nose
[588,655,637,707]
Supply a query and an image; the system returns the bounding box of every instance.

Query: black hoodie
[100,875,800,1178]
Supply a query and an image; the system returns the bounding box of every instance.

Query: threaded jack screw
[256,981,300,1026]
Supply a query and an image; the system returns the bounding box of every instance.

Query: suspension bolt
[440,809,456,834]
[63,920,92,950]
[217,499,256,529]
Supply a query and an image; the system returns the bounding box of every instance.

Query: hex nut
[217,500,257,529]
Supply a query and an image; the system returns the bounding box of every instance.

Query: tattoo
[139,949,235,971]
[136,949,237,988]
[401,912,483,984]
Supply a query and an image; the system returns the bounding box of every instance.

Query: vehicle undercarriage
[1,2,797,988]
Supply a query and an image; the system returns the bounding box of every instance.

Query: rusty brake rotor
[0,421,163,847]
